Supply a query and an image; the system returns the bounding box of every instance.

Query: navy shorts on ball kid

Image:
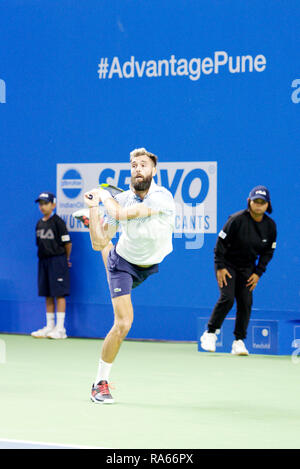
[38,255,70,297]
[107,246,159,298]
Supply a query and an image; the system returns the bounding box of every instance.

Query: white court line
[0,438,110,449]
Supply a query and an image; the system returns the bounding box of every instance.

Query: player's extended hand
[246,273,260,291]
[97,187,113,203]
[216,268,232,288]
[84,188,101,207]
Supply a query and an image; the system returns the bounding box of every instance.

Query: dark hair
[247,198,273,214]
[130,148,158,167]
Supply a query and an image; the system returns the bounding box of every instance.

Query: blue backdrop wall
[0,0,299,340]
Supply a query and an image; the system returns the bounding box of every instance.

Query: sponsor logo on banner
[56,162,217,234]
[61,169,83,199]
[252,326,271,350]
[0,79,6,103]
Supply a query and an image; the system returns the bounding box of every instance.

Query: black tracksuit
[208,209,277,340]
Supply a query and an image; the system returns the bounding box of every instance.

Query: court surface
[0,333,300,449]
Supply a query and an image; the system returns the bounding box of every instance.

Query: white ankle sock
[46,313,55,329]
[95,359,112,384]
[56,312,65,330]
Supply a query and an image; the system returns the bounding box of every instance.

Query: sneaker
[72,208,105,229]
[200,331,217,352]
[90,381,114,404]
[231,340,249,356]
[31,326,54,338]
[47,327,67,339]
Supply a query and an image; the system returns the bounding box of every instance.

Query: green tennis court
[0,333,300,449]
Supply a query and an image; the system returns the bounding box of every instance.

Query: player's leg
[100,241,114,282]
[91,242,115,383]
[91,293,134,404]
[91,246,134,404]
[96,254,156,368]
[231,274,252,355]
[200,266,236,351]
[91,249,157,403]
[101,294,134,363]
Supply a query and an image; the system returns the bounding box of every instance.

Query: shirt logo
[114,288,122,293]
[36,229,55,240]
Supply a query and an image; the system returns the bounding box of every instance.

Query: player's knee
[115,319,132,339]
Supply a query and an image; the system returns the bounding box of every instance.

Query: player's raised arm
[96,187,160,221]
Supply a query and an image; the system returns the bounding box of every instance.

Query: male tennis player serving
[84,148,175,404]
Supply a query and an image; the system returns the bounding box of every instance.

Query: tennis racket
[74,183,124,227]
[86,183,124,200]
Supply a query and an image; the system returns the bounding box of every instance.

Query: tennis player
[84,148,175,404]
[200,185,277,355]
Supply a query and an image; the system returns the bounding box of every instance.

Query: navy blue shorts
[38,255,70,297]
[107,246,159,298]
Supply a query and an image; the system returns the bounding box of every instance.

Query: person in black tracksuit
[201,185,277,355]
[31,191,72,339]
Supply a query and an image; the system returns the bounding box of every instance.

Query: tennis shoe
[200,331,217,352]
[90,380,114,404]
[31,326,54,338]
[231,340,249,356]
[47,327,67,339]
[72,208,105,229]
